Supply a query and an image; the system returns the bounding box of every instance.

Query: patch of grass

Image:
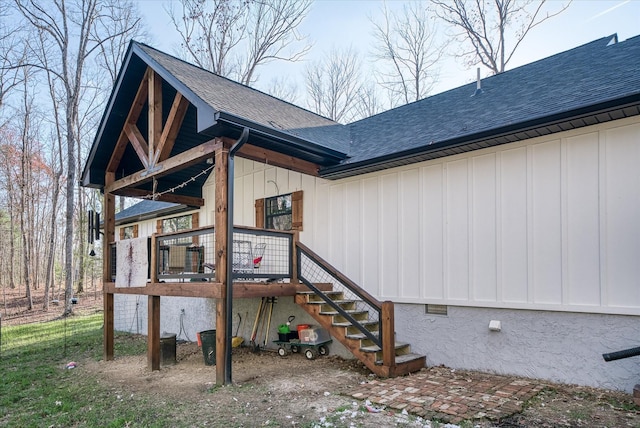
[606,396,640,412]
[567,407,591,421]
[0,314,181,427]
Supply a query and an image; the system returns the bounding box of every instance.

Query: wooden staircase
[294,243,426,378]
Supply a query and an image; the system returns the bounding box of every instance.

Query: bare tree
[305,46,363,123]
[264,75,299,104]
[14,0,142,315]
[371,2,445,105]
[353,82,386,120]
[168,0,312,85]
[431,0,570,75]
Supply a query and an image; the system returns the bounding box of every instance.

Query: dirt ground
[4,285,640,427]
[81,341,640,427]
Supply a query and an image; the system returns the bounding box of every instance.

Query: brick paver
[351,366,545,424]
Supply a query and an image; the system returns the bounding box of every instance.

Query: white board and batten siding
[230,117,640,316]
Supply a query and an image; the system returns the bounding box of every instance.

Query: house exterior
[83,34,640,391]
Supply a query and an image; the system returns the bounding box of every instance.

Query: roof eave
[218,112,349,165]
[321,94,640,179]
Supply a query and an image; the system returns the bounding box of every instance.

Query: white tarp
[115,237,148,287]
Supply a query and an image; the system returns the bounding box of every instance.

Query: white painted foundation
[396,303,640,392]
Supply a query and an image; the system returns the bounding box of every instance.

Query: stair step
[319,309,368,317]
[360,342,409,353]
[297,290,343,297]
[375,353,425,366]
[305,299,358,306]
[346,332,379,340]
[332,320,378,328]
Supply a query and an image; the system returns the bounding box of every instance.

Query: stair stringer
[295,294,426,377]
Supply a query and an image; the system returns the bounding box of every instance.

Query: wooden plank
[104,281,327,298]
[147,295,160,371]
[124,123,149,169]
[156,92,189,164]
[148,70,162,165]
[105,138,222,194]
[114,188,204,207]
[107,68,150,173]
[381,301,396,370]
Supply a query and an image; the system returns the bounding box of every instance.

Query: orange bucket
[296,324,310,335]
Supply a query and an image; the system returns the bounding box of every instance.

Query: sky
[136,0,640,104]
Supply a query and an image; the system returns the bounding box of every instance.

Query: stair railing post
[291,231,299,283]
[381,301,396,373]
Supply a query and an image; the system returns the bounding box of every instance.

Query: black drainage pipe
[225,127,249,384]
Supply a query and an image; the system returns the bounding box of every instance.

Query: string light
[139,164,215,200]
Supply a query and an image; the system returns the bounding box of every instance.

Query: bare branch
[167,0,311,86]
[431,0,571,74]
[305,46,362,123]
[370,2,445,106]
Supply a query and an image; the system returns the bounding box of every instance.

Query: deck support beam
[148,295,161,370]
[103,172,116,361]
[381,301,396,374]
[214,145,230,385]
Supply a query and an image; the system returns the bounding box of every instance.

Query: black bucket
[160,333,177,365]
[199,330,216,366]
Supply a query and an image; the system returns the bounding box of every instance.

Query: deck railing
[109,226,294,284]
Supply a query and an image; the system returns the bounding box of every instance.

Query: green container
[278,324,290,334]
[199,330,216,366]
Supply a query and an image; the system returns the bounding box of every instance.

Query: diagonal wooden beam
[155,92,189,165]
[105,138,222,194]
[114,188,205,207]
[124,123,149,169]
[107,68,151,173]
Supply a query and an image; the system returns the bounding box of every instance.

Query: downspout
[225,127,249,384]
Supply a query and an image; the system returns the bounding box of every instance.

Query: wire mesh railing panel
[157,227,215,282]
[231,228,292,280]
[297,247,382,348]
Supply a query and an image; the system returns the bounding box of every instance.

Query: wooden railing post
[381,301,396,373]
[150,235,158,284]
[291,231,299,283]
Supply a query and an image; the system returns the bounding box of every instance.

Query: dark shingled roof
[115,200,192,226]
[137,44,350,155]
[323,34,640,177]
[83,33,640,189]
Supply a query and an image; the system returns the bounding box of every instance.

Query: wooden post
[150,235,158,284]
[214,146,229,384]
[291,231,299,283]
[147,295,161,370]
[381,301,396,374]
[103,172,116,361]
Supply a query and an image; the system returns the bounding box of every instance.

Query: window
[265,193,292,230]
[255,190,303,231]
[123,226,135,239]
[119,224,138,240]
[161,214,192,233]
